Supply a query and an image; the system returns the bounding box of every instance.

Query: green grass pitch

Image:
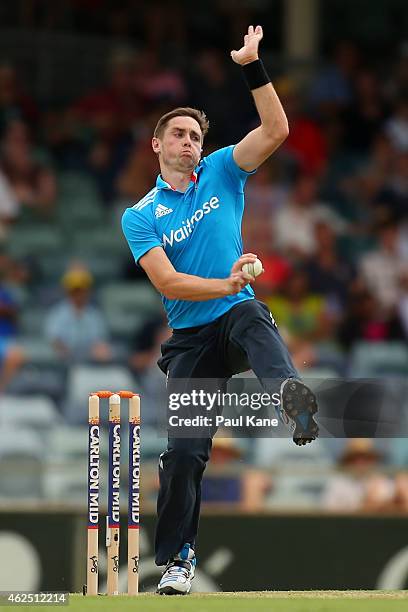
[5,591,402,611]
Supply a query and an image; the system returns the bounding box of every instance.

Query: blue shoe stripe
[180,543,190,561]
[298,413,309,429]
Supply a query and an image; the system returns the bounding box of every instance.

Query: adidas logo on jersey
[155,204,173,219]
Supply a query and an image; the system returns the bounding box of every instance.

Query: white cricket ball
[242,258,263,278]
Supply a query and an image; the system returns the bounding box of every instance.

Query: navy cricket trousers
[155,299,297,565]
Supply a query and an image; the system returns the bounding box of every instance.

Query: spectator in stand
[346,134,403,227]
[384,97,408,152]
[0,280,19,340]
[266,269,334,370]
[359,220,408,312]
[202,433,271,511]
[244,159,288,215]
[276,77,327,176]
[391,473,408,511]
[385,43,408,100]
[305,221,354,313]
[116,109,164,202]
[0,170,19,236]
[398,271,408,337]
[274,173,347,260]
[322,439,408,512]
[129,315,170,379]
[0,62,39,131]
[242,215,291,302]
[309,40,360,117]
[374,151,408,223]
[338,285,406,351]
[189,48,249,145]
[45,265,112,363]
[342,69,388,154]
[128,315,170,428]
[0,339,25,393]
[0,250,26,392]
[72,47,143,140]
[0,119,56,217]
[68,47,144,199]
[134,50,187,107]
[0,249,33,307]
[142,2,187,55]
[322,438,393,512]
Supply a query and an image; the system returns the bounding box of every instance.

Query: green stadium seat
[98,281,163,337]
[6,225,64,258]
[300,367,340,379]
[20,307,47,336]
[0,428,44,499]
[72,226,127,257]
[349,342,408,377]
[56,197,105,229]
[19,337,58,363]
[64,364,135,424]
[58,171,100,200]
[0,395,60,433]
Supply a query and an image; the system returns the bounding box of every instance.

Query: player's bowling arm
[230,25,289,172]
[139,247,254,301]
[233,83,289,172]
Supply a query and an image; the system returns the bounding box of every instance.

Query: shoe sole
[157,586,189,595]
[280,379,319,446]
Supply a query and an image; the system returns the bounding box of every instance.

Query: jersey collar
[156,168,199,191]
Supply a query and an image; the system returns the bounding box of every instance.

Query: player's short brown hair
[153,107,209,141]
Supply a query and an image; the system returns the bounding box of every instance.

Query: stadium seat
[253,438,334,469]
[43,463,108,503]
[36,252,122,286]
[19,337,57,363]
[36,253,72,283]
[98,281,163,338]
[58,171,100,200]
[20,307,47,336]
[0,428,44,499]
[64,364,135,424]
[0,395,60,434]
[389,438,408,467]
[266,472,329,509]
[349,342,408,377]
[5,226,65,258]
[300,367,340,379]
[79,254,123,285]
[72,226,127,257]
[57,195,105,229]
[6,361,67,404]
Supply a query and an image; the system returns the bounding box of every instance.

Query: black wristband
[241,59,271,90]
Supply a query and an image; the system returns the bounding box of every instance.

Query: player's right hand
[230,253,258,275]
[225,253,258,294]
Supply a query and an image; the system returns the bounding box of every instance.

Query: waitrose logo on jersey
[162,196,220,247]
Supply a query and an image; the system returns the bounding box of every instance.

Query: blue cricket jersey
[121,145,256,329]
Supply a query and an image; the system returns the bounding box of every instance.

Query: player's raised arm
[231,25,289,172]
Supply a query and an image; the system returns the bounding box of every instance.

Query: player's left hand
[230,25,263,66]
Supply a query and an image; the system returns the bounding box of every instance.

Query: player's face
[154,116,202,172]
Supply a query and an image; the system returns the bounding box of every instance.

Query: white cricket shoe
[157,543,196,595]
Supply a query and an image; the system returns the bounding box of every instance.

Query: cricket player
[122,25,318,595]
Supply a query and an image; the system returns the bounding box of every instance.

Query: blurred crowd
[0,4,407,510]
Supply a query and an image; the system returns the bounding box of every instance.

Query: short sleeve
[204,145,256,192]
[122,207,162,265]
